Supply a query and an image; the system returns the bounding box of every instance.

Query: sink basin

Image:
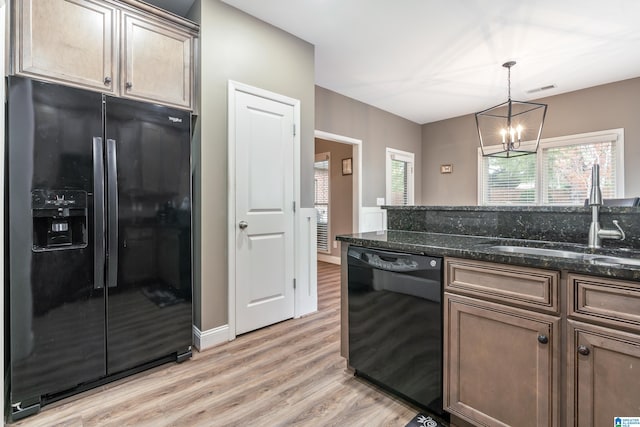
[491,245,640,267]
[490,245,588,259]
[589,256,640,267]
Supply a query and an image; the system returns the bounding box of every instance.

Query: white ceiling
[150,0,640,125]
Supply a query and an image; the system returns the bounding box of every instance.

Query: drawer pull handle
[577,345,590,356]
[104,76,112,85]
[126,82,133,90]
[537,334,549,344]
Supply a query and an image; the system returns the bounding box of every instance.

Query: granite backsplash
[386,206,640,249]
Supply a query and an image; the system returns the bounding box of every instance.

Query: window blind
[386,149,414,206]
[390,158,409,205]
[542,140,617,205]
[479,130,622,206]
[482,155,537,205]
[314,157,330,253]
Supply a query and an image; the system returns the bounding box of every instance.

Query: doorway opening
[314,131,362,265]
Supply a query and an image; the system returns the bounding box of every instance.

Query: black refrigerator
[5,76,193,421]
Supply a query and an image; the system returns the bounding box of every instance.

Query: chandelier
[475,61,547,158]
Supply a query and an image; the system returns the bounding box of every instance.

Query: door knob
[239,221,248,230]
[537,334,549,344]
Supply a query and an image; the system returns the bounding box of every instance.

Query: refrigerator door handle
[93,137,105,289]
[106,138,119,288]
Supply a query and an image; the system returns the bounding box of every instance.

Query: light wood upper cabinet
[15,0,117,93]
[121,12,192,109]
[13,0,197,110]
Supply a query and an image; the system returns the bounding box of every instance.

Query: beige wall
[189,0,315,331]
[421,77,640,205]
[315,86,423,206]
[315,138,353,258]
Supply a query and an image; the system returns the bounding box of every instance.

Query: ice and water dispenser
[32,190,88,251]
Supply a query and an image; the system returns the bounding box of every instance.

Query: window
[478,129,624,206]
[386,148,415,206]
[314,153,330,253]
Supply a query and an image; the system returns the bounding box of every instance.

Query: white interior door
[233,89,295,335]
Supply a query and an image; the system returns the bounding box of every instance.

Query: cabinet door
[15,0,117,92]
[444,294,560,427]
[121,13,193,109]
[567,320,640,427]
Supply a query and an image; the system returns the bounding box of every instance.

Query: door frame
[314,130,362,235]
[227,80,300,341]
[1,1,6,413]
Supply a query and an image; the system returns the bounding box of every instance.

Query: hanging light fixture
[476,61,547,158]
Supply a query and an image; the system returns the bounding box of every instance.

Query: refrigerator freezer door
[106,138,119,288]
[7,76,107,407]
[93,137,106,290]
[104,97,192,374]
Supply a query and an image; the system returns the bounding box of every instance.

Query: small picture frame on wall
[440,164,453,174]
[342,158,353,175]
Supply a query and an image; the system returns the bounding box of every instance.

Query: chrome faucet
[588,164,625,248]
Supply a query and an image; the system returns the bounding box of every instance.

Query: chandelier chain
[507,65,511,100]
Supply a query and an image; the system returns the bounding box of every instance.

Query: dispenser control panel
[32,189,88,251]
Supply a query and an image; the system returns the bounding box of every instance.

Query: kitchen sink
[589,256,640,267]
[490,245,640,267]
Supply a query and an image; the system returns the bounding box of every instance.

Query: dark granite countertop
[336,230,640,282]
[382,205,639,213]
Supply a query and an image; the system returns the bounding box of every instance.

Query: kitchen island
[337,206,640,427]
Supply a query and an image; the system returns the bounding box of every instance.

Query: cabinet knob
[537,334,549,344]
[577,345,590,356]
[104,76,112,85]
[126,82,133,90]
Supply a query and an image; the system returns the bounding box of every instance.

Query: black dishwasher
[347,246,446,418]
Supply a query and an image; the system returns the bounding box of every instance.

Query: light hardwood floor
[13,262,420,427]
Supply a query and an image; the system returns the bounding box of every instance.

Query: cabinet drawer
[445,258,559,314]
[568,273,640,333]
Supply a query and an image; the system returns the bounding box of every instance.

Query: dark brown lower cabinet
[444,293,560,427]
[443,260,640,427]
[567,321,640,427]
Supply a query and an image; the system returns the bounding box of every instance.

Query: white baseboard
[317,253,341,265]
[193,324,229,351]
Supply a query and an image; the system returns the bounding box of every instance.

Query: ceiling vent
[526,84,557,94]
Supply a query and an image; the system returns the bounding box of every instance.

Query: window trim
[385,147,415,206]
[477,128,625,205]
